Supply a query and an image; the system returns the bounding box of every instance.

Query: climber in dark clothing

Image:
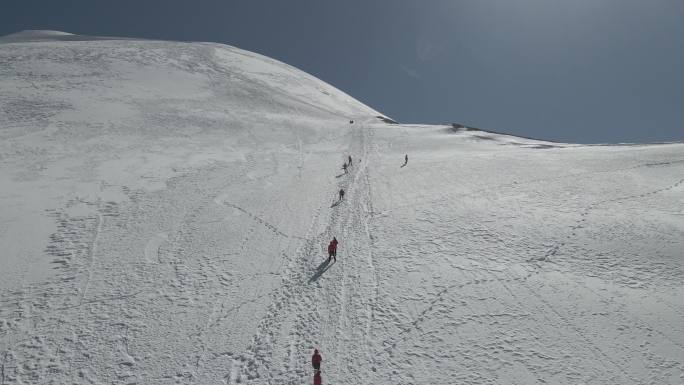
[312,349,322,370]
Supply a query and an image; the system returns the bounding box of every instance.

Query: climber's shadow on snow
[308,259,334,283]
[335,173,346,178]
[330,200,342,208]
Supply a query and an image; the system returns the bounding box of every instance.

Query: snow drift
[1,31,683,384]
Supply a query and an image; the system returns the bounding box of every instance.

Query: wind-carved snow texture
[1,31,684,384]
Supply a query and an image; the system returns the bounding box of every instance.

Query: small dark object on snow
[327,238,338,262]
[312,349,322,370]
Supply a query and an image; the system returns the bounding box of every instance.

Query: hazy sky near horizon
[2,0,683,143]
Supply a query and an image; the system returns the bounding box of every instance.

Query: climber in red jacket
[312,349,322,370]
[327,237,338,262]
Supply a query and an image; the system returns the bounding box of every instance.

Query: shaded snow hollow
[1,31,683,384]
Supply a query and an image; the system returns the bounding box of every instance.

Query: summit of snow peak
[0,31,386,125]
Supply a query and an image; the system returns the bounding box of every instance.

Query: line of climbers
[312,140,409,384]
[312,152,352,384]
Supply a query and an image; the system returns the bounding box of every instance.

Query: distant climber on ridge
[348,155,352,167]
[343,162,348,174]
[339,188,345,201]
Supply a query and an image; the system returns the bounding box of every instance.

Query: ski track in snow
[1,34,684,385]
[541,175,684,262]
[228,123,377,384]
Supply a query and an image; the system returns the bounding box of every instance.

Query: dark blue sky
[2,0,683,143]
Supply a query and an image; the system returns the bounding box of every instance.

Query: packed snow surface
[1,32,683,384]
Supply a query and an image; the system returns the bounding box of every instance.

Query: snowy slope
[1,31,683,385]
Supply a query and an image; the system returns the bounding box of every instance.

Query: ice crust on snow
[1,31,683,384]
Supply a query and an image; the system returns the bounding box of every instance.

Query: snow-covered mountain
[1,31,683,384]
